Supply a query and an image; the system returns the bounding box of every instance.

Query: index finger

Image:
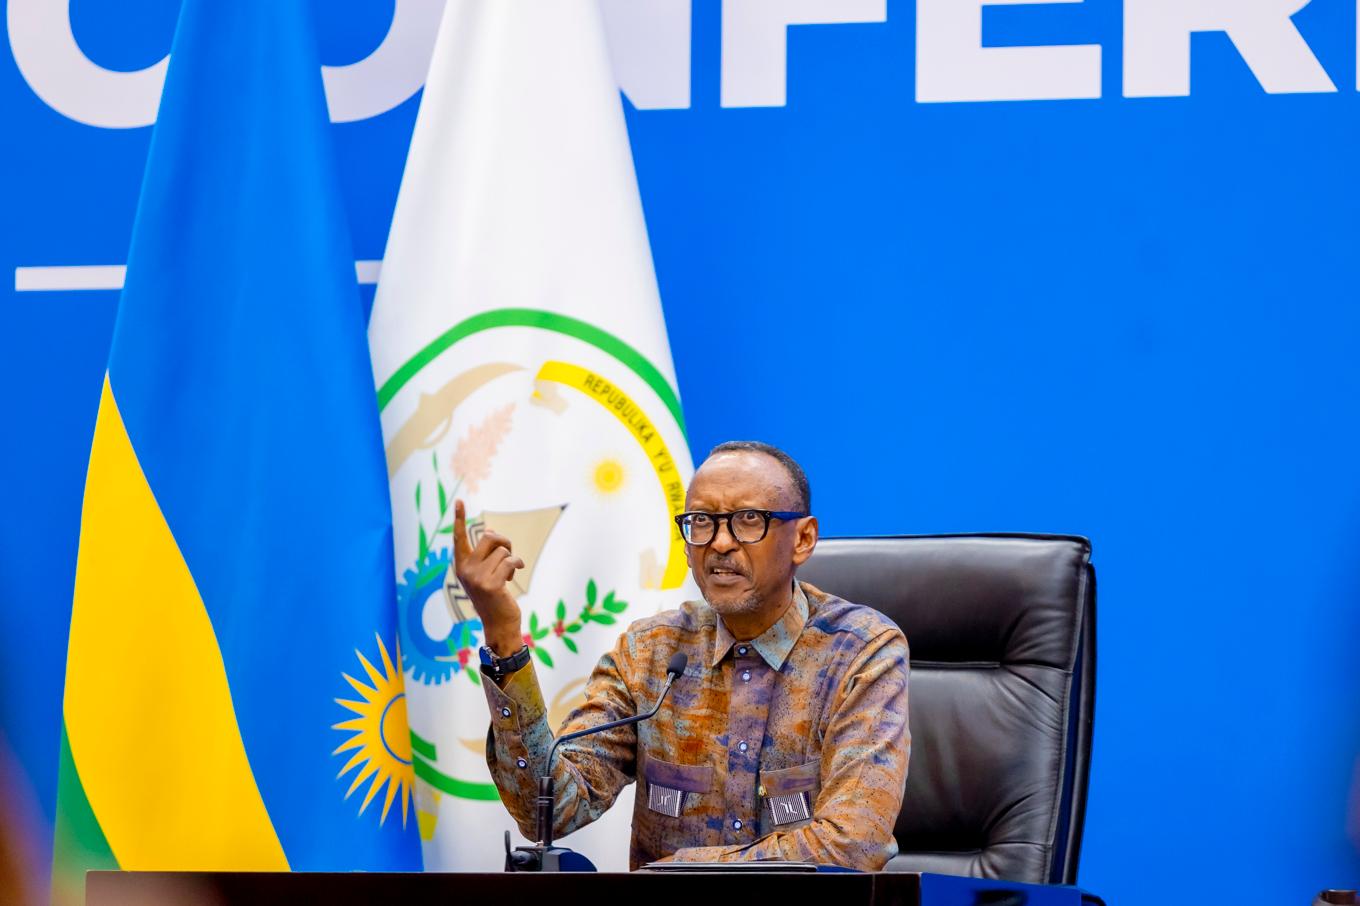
[452,499,472,561]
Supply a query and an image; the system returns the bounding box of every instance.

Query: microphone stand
[505,657,687,872]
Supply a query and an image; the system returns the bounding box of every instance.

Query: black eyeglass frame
[673,509,809,546]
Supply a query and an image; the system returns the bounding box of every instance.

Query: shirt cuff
[482,658,548,722]
[480,659,555,774]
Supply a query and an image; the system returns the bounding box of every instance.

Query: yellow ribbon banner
[534,360,688,589]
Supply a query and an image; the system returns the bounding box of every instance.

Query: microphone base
[505,843,598,872]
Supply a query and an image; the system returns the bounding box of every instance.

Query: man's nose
[709,518,740,553]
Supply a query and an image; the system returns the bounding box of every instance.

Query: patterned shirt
[481,580,911,870]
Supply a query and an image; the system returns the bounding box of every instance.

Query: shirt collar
[710,581,810,670]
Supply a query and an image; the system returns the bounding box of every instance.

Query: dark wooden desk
[89,870,1098,906]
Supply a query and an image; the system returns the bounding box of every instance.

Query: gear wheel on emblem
[398,549,469,684]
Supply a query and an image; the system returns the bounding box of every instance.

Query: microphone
[545,651,688,780]
[506,652,689,872]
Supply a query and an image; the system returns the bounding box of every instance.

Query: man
[454,441,909,869]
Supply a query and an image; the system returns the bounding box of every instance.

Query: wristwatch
[480,643,532,682]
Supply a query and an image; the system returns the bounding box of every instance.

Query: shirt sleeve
[481,639,641,842]
[664,628,910,871]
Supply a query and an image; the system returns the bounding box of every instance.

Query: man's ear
[790,516,818,566]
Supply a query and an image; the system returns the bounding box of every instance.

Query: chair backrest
[798,534,1095,884]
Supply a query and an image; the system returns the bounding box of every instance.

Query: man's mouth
[708,562,746,581]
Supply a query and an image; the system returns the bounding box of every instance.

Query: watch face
[479,646,495,667]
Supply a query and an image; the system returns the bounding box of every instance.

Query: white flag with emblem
[368,0,696,872]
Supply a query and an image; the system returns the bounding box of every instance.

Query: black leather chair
[798,534,1095,884]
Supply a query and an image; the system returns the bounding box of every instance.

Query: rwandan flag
[50,1,422,899]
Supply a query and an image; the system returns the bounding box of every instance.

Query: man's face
[683,451,817,621]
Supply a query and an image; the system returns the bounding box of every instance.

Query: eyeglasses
[674,509,808,546]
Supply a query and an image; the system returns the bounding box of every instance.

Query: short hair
[706,440,811,513]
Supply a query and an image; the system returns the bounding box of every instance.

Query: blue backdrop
[3,1,1359,903]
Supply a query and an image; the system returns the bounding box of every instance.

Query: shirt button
[501,707,512,718]
[741,670,751,682]
[737,646,748,656]
[732,819,743,830]
[738,740,749,752]
[516,758,528,769]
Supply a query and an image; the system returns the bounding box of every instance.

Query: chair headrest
[800,534,1091,669]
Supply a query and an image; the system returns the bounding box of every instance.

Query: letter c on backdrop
[7,0,446,128]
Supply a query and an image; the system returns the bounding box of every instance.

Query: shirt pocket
[642,753,714,815]
[759,759,820,830]
[635,754,715,860]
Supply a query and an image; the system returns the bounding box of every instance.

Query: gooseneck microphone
[539,651,688,848]
[505,652,689,872]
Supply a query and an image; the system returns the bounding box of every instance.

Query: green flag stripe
[376,308,687,438]
[52,722,119,888]
[409,730,437,761]
[412,754,501,801]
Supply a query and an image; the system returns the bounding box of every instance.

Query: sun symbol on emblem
[332,634,414,826]
[592,457,626,496]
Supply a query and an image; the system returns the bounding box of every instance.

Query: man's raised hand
[452,499,526,657]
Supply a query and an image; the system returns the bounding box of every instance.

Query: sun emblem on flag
[592,457,627,495]
[332,634,414,826]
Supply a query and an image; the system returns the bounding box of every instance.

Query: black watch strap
[480,644,531,682]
